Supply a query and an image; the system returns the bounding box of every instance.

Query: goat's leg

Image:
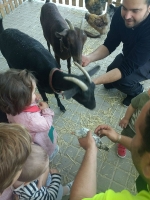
[67,57,71,74]
[55,54,61,69]
[54,93,66,112]
[47,41,51,52]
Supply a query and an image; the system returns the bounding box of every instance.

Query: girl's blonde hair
[0,123,31,193]
[18,144,49,182]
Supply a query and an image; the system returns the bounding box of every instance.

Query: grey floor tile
[113,168,129,186]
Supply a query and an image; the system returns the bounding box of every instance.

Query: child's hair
[0,69,37,116]
[0,123,31,193]
[18,144,49,183]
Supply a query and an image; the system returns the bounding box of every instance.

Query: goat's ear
[55,29,68,38]
[87,65,101,77]
[63,88,79,99]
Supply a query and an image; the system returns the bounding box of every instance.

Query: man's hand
[94,124,119,143]
[78,131,97,150]
[50,168,59,174]
[39,102,49,110]
[82,55,91,67]
[119,117,129,128]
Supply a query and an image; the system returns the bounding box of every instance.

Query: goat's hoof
[60,106,66,113]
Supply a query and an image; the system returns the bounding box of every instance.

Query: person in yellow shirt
[69,101,150,200]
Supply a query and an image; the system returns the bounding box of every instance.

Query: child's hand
[39,102,49,110]
[119,117,129,128]
[35,93,42,103]
[50,168,59,174]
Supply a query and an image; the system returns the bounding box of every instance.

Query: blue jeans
[104,54,150,96]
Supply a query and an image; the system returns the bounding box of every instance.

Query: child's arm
[119,104,135,128]
[46,170,62,199]
[35,93,42,103]
[39,102,54,121]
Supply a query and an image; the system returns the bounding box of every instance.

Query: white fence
[50,0,122,9]
[0,0,122,18]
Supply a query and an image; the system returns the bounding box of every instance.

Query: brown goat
[40,1,100,74]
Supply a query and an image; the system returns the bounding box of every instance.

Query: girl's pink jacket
[7,103,57,157]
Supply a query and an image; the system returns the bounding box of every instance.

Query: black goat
[0,18,100,112]
[40,1,100,74]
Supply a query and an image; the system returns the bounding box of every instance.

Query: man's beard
[123,9,149,28]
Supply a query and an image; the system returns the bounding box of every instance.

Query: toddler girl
[0,69,58,161]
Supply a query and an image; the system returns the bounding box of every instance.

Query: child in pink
[0,69,58,161]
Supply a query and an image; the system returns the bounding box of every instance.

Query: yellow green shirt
[82,189,150,200]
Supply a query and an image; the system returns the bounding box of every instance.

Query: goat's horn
[65,19,74,30]
[64,77,88,91]
[80,18,84,30]
[74,62,91,83]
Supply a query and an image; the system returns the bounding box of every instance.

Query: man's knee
[103,83,114,89]
[106,54,123,72]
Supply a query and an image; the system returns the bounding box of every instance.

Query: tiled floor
[1,1,149,199]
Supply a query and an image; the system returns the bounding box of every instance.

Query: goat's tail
[45,0,50,3]
[0,16,4,34]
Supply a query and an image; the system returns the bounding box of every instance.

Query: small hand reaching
[35,93,42,103]
[39,101,49,110]
[94,124,119,143]
[119,117,129,128]
[50,168,59,174]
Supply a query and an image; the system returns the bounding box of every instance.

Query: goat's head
[55,19,87,65]
[63,62,100,110]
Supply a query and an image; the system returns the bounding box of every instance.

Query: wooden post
[2,0,10,14]
[13,0,19,7]
[72,0,76,6]
[18,0,22,5]
[8,0,14,11]
[0,3,5,17]
[79,0,83,7]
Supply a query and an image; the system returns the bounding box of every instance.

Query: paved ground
[1,1,150,199]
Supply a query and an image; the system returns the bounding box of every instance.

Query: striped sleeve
[13,174,61,200]
[46,174,62,200]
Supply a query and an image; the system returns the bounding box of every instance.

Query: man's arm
[70,132,97,200]
[82,45,122,85]
[88,45,110,62]
[82,45,109,67]
[93,68,122,85]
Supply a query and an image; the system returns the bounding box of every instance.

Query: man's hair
[18,144,49,182]
[0,69,36,116]
[138,107,150,155]
[0,123,31,193]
